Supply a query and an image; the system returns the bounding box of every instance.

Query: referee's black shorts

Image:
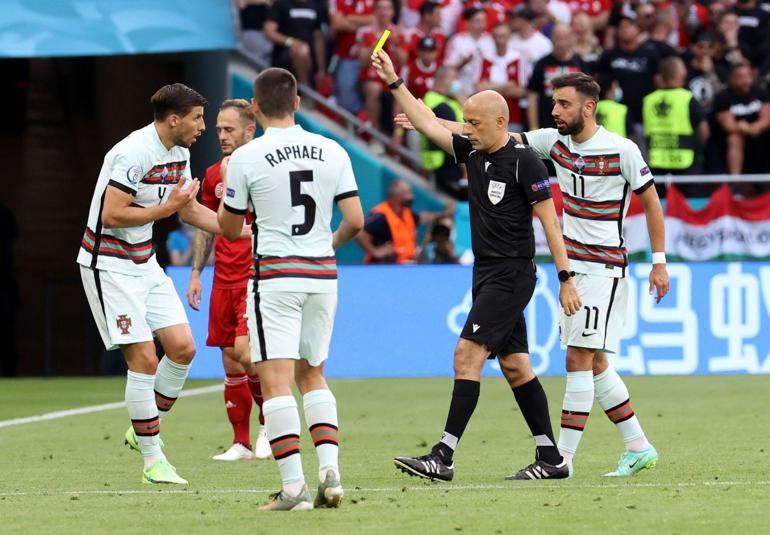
[460,258,536,357]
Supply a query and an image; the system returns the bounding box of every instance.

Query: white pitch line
[0,384,223,429]
[0,480,768,498]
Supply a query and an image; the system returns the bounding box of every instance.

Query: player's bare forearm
[191,229,215,273]
[101,186,173,228]
[638,186,665,253]
[217,204,245,241]
[180,201,221,234]
[533,199,570,272]
[333,196,364,250]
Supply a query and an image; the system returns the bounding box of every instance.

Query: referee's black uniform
[452,134,552,356]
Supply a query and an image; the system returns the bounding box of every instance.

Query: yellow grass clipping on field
[373,29,391,54]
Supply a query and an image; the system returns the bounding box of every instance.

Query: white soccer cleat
[254,427,272,460]
[212,443,256,461]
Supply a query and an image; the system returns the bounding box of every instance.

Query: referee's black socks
[513,377,562,465]
[432,379,480,463]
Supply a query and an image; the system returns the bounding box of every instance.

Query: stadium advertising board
[168,262,770,379]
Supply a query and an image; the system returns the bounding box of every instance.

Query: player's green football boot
[604,445,658,477]
[142,459,188,485]
[124,426,164,452]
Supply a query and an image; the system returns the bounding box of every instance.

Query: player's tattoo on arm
[191,229,215,272]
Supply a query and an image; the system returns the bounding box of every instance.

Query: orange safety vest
[365,201,417,264]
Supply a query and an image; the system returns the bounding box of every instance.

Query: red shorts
[206,286,248,348]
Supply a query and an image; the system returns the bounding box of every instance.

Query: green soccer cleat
[604,445,658,477]
[259,486,314,511]
[314,470,344,508]
[142,459,188,485]
[124,426,164,452]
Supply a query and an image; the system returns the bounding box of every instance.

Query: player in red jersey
[187,99,271,461]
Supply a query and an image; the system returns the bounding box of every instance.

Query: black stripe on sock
[131,416,160,423]
[268,433,300,445]
[309,422,338,432]
[612,412,636,424]
[313,439,339,447]
[560,424,586,431]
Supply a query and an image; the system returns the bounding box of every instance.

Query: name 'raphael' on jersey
[522,126,655,278]
[77,123,192,275]
[223,124,359,293]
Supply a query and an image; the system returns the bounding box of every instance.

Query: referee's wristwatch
[558,270,575,283]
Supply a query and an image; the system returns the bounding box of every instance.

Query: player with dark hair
[187,99,271,461]
[371,50,583,481]
[78,83,244,485]
[218,68,364,510]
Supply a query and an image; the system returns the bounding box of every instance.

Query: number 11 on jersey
[571,173,585,198]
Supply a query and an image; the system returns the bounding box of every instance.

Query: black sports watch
[388,78,405,90]
[558,270,576,283]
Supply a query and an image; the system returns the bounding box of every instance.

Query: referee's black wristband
[388,78,405,90]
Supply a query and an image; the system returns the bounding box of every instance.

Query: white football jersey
[223,125,358,293]
[77,123,192,275]
[524,126,654,278]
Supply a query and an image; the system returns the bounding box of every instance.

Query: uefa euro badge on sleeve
[487,180,506,205]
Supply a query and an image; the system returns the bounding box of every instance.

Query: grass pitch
[0,376,768,534]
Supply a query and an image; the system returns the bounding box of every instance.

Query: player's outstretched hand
[167,177,200,213]
[559,279,582,316]
[370,50,398,85]
[649,264,669,303]
[187,272,202,311]
[394,99,434,130]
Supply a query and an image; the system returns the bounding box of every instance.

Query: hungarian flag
[534,185,649,260]
[665,184,770,261]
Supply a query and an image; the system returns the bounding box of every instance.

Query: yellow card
[373,29,391,54]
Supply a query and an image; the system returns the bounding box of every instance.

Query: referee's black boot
[393,451,454,482]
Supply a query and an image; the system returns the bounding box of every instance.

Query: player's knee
[170,340,196,365]
[131,352,159,374]
[565,347,593,371]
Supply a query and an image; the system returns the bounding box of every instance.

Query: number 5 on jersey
[290,170,316,236]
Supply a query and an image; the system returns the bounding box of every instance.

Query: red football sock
[247,373,265,426]
[224,373,252,448]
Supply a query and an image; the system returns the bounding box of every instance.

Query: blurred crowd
[237,0,770,198]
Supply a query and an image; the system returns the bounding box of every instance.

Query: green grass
[0,376,768,534]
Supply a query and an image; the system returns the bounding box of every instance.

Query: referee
[371,50,582,481]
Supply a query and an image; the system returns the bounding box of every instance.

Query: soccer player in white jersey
[78,84,237,485]
[218,68,364,511]
[395,72,670,477]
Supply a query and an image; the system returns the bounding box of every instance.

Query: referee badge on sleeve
[487,180,506,205]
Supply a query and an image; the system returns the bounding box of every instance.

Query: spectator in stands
[166,218,197,266]
[733,0,770,66]
[712,62,770,184]
[571,12,602,65]
[529,0,572,36]
[329,0,374,114]
[644,11,680,60]
[402,36,441,102]
[566,0,612,34]
[508,5,553,81]
[643,56,708,182]
[356,179,455,264]
[716,11,751,66]
[444,7,494,96]
[477,23,526,131]
[396,1,447,65]
[597,15,659,149]
[357,0,399,133]
[422,66,468,200]
[595,74,630,137]
[238,0,274,66]
[264,0,327,87]
[417,218,460,264]
[685,31,728,114]
[455,0,508,33]
[527,23,586,130]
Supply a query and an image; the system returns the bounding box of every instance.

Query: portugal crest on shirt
[597,155,607,174]
[488,180,506,205]
[116,314,132,335]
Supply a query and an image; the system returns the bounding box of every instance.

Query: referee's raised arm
[370,50,455,155]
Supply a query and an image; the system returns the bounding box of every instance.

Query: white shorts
[560,273,628,353]
[80,265,188,350]
[246,282,337,367]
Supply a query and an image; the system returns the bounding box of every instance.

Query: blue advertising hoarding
[167,262,770,379]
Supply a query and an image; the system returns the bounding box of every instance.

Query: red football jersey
[567,0,612,17]
[401,59,439,100]
[330,0,375,59]
[455,3,508,33]
[200,160,253,288]
[357,24,399,82]
[479,54,523,125]
[398,27,447,62]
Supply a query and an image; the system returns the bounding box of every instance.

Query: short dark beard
[557,114,585,136]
